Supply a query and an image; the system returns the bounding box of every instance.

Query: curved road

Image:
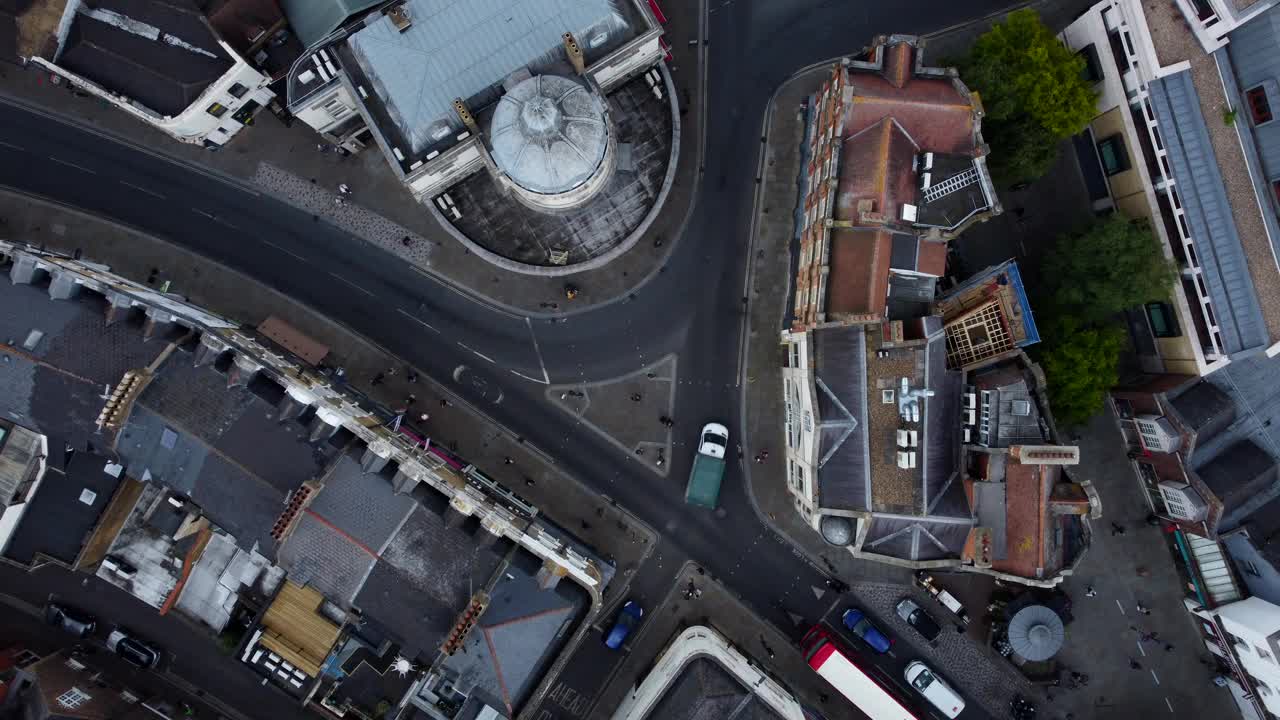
[0,1,1018,716]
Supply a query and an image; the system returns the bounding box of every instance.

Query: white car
[697,423,729,459]
[905,661,965,718]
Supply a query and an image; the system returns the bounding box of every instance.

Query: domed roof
[489,74,609,196]
[820,515,854,546]
[1007,604,1065,661]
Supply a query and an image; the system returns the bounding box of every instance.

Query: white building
[29,0,274,150]
[1190,595,1280,719]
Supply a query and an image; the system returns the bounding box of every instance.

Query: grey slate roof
[346,0,634,154]
[277,511,377,605]
[61,6,233,117]
[1227,5,1280,199]
[923,329,961,510]
[860,513,972,562]
[306,454,416,553]
[3,451,120,565]
[811,324,870,511]
[1169,380,1235,444]
[648,657,783,720]
[1149,70,1268,355]
[279,0,381,48]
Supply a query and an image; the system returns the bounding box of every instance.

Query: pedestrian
[630,393,642,402]
[1165,643,1175,652]
[402,236,413,247]
[504,457,514,465]
[754,453,764,464]
[338,183,351,195]
[524,477,535,487]
[387,366,397,376]
[760,449,769,461]
[1136,603,1151,615]
[372,372,385,386]
[406,393,417,407]
[656,455,665,467]
[1129,659,1143,670]
[418,413,430,423]
[1084,585,1097,597]
[1111,522,1126,536]
[440,398,449,408]
[334,196,346,206]
[407,369,418,383]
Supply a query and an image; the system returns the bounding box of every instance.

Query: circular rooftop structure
[1007,604,1065,662]
[820,515,854,546]
[490,74,614,210]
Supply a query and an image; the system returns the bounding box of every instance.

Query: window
[1097,135,1131,175]
[1146,302,1181,338]
[1247,86,1273,125]
[228,82,249,99]
[57,688,92,709]
[206,102,228,118]
[1078,44,1103,83]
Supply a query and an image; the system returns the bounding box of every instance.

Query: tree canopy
[962,8,1099,138]
[1045,215,1176,322]
[1040,318,1125,428]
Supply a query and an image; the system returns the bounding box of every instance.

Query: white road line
[48,156,96,174]
[1137,640,1146,656]
[510,369,544,383]
[1116,599,1126,614]
[524,317,550,384]
[0,140,24,151]
[1151,669,1160,685]
[212,216,241,231]
[457,342,494,364]
[329,272,374,297]
[395,307,438,333]
[259,239,308,263]
[192,208,215,219]
[118,181,165,199]
[1165,697,1174,713]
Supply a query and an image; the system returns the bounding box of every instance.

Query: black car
[45,603,96,638]
[896,598,942,643]
[106,629,160,669]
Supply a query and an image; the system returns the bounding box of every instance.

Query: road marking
[192,208,215,219]
[0,140,24,151]
[1165,697,1174,713]
[1137,640,1146,656]
[1116,599,1126,614]
[395,307,439,333]
[118,180,165,199]
[510,369,544,383]
[1151,669,1160,685]
[260,239,308,263]
[48,156,96,173]
[524,317,550,384]
[457,342,494,364]
[329,272,374,297]
[212,215,241,231]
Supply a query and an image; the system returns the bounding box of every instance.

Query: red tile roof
[827,229,892,318]
[991,462,1057,580]
[917,240,948,277]
[836,117,919,224]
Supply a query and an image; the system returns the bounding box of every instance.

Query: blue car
[842,607,892,653]
[605,601,644,649]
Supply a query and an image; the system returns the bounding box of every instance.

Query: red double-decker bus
[801,626,917,720]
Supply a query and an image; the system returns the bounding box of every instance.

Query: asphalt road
[0,2,1022,718]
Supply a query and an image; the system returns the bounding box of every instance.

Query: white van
[904,661,965,718]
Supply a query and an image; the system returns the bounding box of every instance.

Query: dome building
[489,75,617,212]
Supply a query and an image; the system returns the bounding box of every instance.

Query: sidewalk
[0,0,702,316]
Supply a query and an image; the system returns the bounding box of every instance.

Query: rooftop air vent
[901,203,918,222]
[882,389,896,404]
[1011,400,1032,417]
[388,3,412,33]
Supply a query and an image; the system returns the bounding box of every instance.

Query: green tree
[985,118,1062,185]
[1039,318,1125,427]
[962,9,1098,137]
[1046,215,1176,322]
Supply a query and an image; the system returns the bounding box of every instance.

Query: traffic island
[547,355,677,477]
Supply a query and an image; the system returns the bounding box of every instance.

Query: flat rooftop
[646,657,784,720]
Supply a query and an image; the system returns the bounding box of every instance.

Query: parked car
[106,629,160,669]
[895,598,942,643]
[605,601,644,650]
[905,661,966,718]
[841,607,891,653]
[45,603,95,638]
